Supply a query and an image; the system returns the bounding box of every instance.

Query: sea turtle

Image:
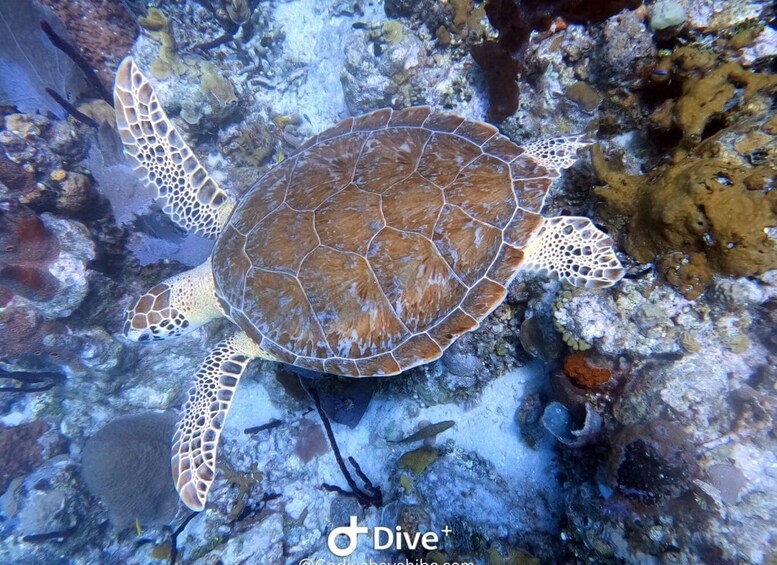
[113,58,624,511]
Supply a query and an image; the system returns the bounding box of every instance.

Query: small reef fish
[390,421,455,444]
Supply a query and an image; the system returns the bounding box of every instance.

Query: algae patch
[398,446,438,475]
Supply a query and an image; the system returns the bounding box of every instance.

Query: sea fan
[0,0,88,117]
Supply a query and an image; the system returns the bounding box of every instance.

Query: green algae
[138,8,183,80]
[398,446,438,474]
[565,81,603,113]
[381,20,404,44]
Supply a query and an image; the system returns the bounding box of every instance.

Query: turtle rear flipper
[522,216,625,289]
[171,332,267,511]
[114,58,234,238]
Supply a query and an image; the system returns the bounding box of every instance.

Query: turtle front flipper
[171,332,266,511]
[522,216,625,288]
[522,134,593,173]
[113,58,234,238]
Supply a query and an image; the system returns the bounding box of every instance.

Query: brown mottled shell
[212,107,555,377]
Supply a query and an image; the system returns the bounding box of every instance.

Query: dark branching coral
[593,146,777,298]
[314,377,379,429]
[290,366,379,428]
[81,412,179,529]
[472,0,643,122]
[0,368,65,393]
[40,22,111,107]
[607,421,696,505]
[301,379,383,508]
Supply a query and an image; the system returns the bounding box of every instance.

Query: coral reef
[593,143,777,298]
[553,265,777,561]
[596,8,656,87]
[217,115,275,168]
[0,113,98,215]
[1,0,776,563]
[0,208,95,319]
[385,0,487,46]
[0,154,36,196]
[134,8,239,137]
[518,312,563,361]
[541,401,602,447]
[552,270,773,358]
[648,47,777,150]
[1,451,87,560]
[341,21,427,113]
[0,205,60,303]
[649,0,687,32]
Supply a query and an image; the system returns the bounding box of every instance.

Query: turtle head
[124,283,191,342]
[124,261,224,343]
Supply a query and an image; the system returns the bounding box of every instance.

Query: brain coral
[81,412,179,529]
[593,146,777,298]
